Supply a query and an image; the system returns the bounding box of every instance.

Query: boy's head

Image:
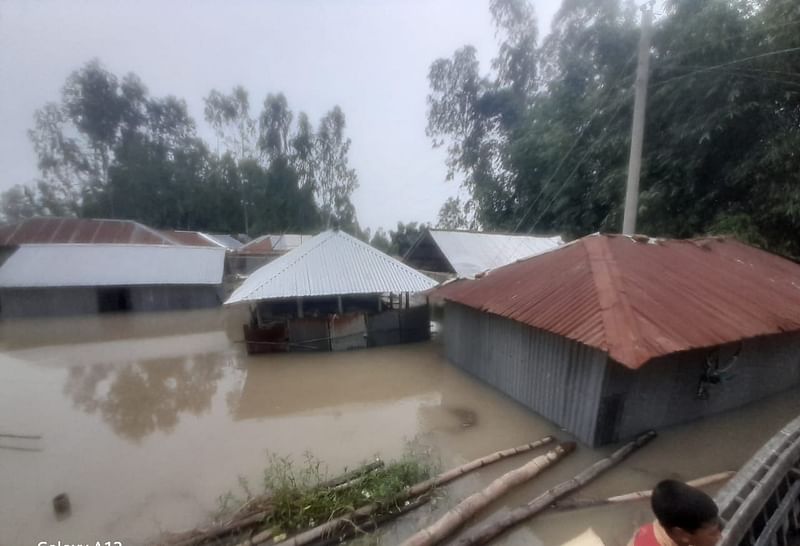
[651,479,722,546]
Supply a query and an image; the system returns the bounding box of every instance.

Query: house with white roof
[0,218,226,318]
[404,228,563,279]
[225,229,437,353]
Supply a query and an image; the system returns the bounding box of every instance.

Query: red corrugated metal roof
[444,234,800,370]
[0,218,175,245]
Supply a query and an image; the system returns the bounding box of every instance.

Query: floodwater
[1,310,799,546]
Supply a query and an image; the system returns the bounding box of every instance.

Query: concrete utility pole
[622,3,653,236]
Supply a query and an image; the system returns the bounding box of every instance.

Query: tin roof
[406,229,563,278]
[443,234,800,370]
[202,233,243,250]
[0,244,225,287]
[236,233,313,256]
[0,217,176,245]
[159,230,219,247]
[226,230,438,304]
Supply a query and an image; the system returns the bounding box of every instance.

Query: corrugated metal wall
[605,332,800,442]
[0,287,99,318]
[444,302,608,445]
[129,286,222,311]
[0,285,221,319]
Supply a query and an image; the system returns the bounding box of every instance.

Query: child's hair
[651,479,719,532]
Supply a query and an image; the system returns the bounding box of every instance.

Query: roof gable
[407,229,563,278]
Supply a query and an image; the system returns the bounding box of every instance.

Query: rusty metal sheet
[0,218,173,245]
[443,234,800,370]
[288,317,330,352]
[330,313,367,351]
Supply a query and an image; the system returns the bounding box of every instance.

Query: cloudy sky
[0,0,560,233]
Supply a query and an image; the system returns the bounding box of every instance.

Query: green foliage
[369,228,392,253]
[428,0,800,257]
[437,196,476,229]
[219,451,434,536]
[4,61,362,239]
[385,222,429,257]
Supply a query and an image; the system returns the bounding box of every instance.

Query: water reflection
[228,348,443,421]
[64,354,225,442]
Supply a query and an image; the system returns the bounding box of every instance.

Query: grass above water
[218,450,437,538]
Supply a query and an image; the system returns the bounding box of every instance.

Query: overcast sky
[0,0,560,233]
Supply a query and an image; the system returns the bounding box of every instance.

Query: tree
[259,93,293,160]
[316,106,359,229]
[437,196,476,230]
[0,185,42,222]
[387,221,428,257]
[204,86,259,234]
[370,228,392,253]
[426,0,800,257]
[204,86,258,161]
[4,60,366,239]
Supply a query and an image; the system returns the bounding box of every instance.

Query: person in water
[628,479,722,546]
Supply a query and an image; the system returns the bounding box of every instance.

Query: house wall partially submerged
[0,285,222,319]
[244,295,430,354]
[444,301,800,446]
[444,302,608,445]
[603,332,800,443]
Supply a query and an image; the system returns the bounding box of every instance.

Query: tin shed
[442,234,800,446]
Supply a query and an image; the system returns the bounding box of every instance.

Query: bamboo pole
[401,442,576,546]
[551,470,735,511]
[270,436,556,546]
[315,494,433,546]
[455,430,657,546]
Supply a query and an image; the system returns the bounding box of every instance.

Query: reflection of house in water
[0,218,226,318]
[230,352,441,421]
[63,354,225,442]
[404,228,563,280]
[442,234,800,447]
[225,229,437,354]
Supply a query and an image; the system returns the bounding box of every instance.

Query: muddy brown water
[1,309,799,546]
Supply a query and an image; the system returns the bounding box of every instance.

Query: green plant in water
[259,449,435,535]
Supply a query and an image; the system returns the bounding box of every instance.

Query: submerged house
[230,233,313,275]
[404,229,563,280]
[442,234,800,446]
[225,229,437,353]
[0,218,225,318]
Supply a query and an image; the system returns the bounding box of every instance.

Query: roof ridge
[236,231,333,301]
[583,236,646,367]
[340,230,430,276]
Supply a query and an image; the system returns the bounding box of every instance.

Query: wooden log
[315,494,433,546]
[401,442,576,546]
[170,512,266,546]
[551,470,735,511]
[455,430,657,546]
[0,432,42,440]
[319,460,384,489]
[270,436,555,546]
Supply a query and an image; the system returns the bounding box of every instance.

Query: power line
[509,58,638,235]
[526,89,633,233]
[652,46,800,89]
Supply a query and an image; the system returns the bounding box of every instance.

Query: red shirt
[628,521,677,546]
